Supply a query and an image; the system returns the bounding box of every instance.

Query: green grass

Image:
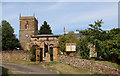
[2,60,40,65]
[44,61,94,74]
[89,58,120,69]
[1,66,13,75]
[92,72,111,76]
[45,61,62,66]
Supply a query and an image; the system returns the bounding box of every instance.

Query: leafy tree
[66,31,80,52]
[1,20,21,50]
[58,35,67,52]
[0,26,2,51]
[77,19,120,64]
[100,28,120,63]
[66,31,77,43]
[38,21,52,34]
[58,31,78,52]
[78,36,90,59]
[77,20,104,58]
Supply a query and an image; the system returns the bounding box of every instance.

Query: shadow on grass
[1,66,13,76]
[88,57,105,61]
[89,57,120,69]
[59,74,111,76]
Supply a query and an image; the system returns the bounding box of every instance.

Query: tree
[58,35,67,52]
[78,37,90,59]
[78,19,104,57]
[1,20,21,50]
[100,28,120,63]
[77,19,120,63]
[38,21,52,34]
[66,31,77,43]
[58,31,78,52]
[0,26,2,51]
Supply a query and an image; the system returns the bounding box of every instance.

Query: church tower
[19,13,38,50]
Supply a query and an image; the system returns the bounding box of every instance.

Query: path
[2,62,57,74]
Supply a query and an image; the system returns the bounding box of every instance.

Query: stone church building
[19,13,62,61]
[19,13,97,61]
[19,13,59,51]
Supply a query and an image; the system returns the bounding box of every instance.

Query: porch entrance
[50,47,53,61]
[36,48,43,61]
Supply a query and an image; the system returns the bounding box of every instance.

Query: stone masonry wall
[1,50,30,61]
[58,55,120,74]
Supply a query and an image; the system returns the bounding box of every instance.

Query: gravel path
[2,62,57,74]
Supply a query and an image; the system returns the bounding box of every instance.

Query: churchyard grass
[2,60,40,65]
[89,58,120,69]
[44,61,94,74]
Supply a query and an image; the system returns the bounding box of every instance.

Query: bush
[78,37,90,59]
[29,46,36,61]
[58,31,79,52]
[58,35,67,52]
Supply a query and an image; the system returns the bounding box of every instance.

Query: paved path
[2,62,57,74]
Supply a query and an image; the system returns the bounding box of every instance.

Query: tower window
[25,21,29,29]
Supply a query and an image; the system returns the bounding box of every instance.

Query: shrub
[78,37,90,59]
[58,31,79,52]
[29,46,36,61]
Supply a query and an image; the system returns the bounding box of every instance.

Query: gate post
[36,47,43,61]
[53,46,59,61]
[36,47,40,61]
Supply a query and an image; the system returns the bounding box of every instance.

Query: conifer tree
[38,21,52,34]
[1,20,21,50]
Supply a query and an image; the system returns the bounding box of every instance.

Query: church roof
[31,34,60,38]
[31,33,84,38]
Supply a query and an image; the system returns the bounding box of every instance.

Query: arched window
[25,21,29,29]
[25,24,28,29]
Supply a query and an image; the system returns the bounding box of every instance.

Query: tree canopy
[77,19,120,63]
[1,20,21,50]
[38,21,52,34]
[58,31,78,52]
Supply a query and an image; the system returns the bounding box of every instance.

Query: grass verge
[44,61,94,74]
[2,60,40,65]
[89,58,120,69]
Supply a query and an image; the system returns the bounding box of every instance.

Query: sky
[1,0,119,38]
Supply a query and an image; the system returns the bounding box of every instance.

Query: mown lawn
[44,61,116,76]
[2,60,40,65]
[44,61,94,74]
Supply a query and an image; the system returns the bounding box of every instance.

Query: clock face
[25,34,29,38]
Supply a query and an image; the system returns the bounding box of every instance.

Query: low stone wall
[1,50,30,61]
[58,55,120,74]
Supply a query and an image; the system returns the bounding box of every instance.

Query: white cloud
[1,2,118,36]
[54,3,117,25]
[48,2,64,10]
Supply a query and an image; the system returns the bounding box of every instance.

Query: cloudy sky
[1,0,119,38]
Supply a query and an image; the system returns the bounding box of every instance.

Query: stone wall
[58,55,120,74]
[1,50,30,61]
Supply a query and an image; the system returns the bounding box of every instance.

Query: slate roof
[64,33,84,38]
[31,34,60,38]
[31,33,83,38]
